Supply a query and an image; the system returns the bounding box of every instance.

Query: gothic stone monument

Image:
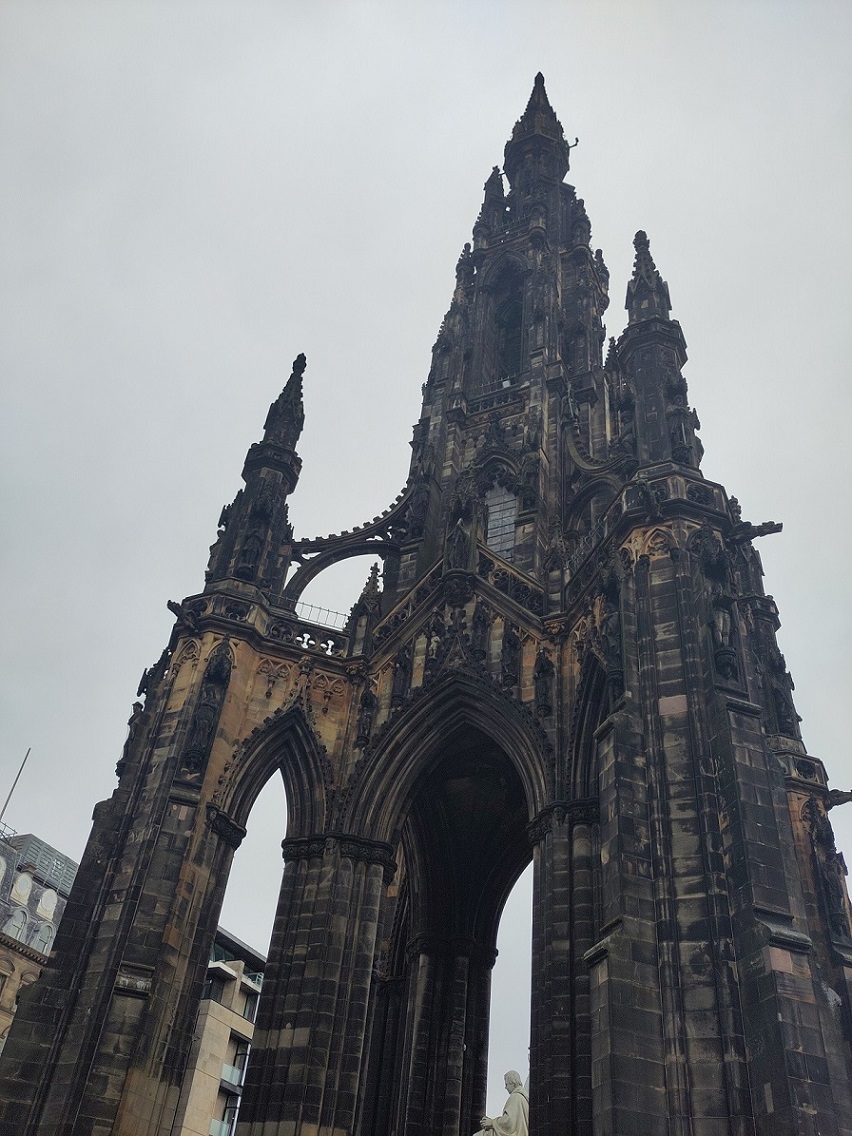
[2,74,852,1136]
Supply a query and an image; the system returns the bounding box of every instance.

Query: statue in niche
[236,526,264,579]
[599,597,621,665]
[501,624,521,687]
[561,385,579,423]
[696,521,729,583]
[534,649,554,717]
[446,517,471,570]
[523,406,542,452]
[424,611,445,678]
[472,1070,529,1136]
[471,600,490,661]
[518,451,539,510]
[405,482,429,541]
[183,684,220,771]
[710,583,738,680]
[355,688,377,749]
[182,641,232,774]
[391,642,413,709]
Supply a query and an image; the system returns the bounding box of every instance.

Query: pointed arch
[342,670,552,843]
[217,704,331,839]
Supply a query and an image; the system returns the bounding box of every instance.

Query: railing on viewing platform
[294,601,349,631]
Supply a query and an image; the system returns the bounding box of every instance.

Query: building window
[209,1092,240,1136]
[203,974,228,1005]
[2,908,27,942]
[31,922,55,955]
[240,989,259,1023]
[222,1038,250,1088]
[485,485,517,560]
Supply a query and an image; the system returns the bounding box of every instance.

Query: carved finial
[625,230,671,324]
[359,563,382,605]
[605,336,618,370]
[263,353,307,450]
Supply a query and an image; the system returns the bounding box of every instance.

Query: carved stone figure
[391,642,413,709]
[167,599,200,634]
[710,584,733,648]
[424,611,446,678]
[518,451,538,510]
[534,649,554,716]
[472,1070,529,1136]
[236,526,264,579]
[355,689,377,749]
[182,642,232,774]
[471,600,490,661]
[447,517,471,570]
[501,624,521,687]
[599,597,621,666]
[116,701,145,778]
[405,482,429,540]
[183,688,219,771]
[561,384,579,423]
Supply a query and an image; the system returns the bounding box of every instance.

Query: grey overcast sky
[1,0,851,1114]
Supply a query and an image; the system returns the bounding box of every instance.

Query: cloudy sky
[1,0,850,1114]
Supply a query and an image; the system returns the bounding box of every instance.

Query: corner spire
[625,231,671,324]
[503,73,575,186]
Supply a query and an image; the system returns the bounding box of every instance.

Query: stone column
[237,833,394,1136]
[398,935,494,1136]
[528,800,598,1136]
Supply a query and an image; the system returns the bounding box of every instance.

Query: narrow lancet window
[497,295,523,383]
[485,485,517,560]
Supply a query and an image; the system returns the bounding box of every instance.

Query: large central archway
[346,674,549,1136]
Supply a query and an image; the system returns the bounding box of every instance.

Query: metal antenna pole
[0,747,31,827]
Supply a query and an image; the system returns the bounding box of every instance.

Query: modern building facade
[0,827,77,1054]
[2,74,852,1136]
[171,928,264,1136]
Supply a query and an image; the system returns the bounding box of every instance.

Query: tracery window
[485,485,517,560]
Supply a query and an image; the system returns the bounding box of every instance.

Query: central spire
[503,72,574,185]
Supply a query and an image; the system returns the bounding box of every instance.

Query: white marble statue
[473,1070,529,1136]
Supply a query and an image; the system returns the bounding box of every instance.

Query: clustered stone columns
[398,933,496,1136]
[528,800,598,1136]
[237,833,394,1136]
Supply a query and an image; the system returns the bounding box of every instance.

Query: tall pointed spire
[625,231,672,324]
[503,72,573,186]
